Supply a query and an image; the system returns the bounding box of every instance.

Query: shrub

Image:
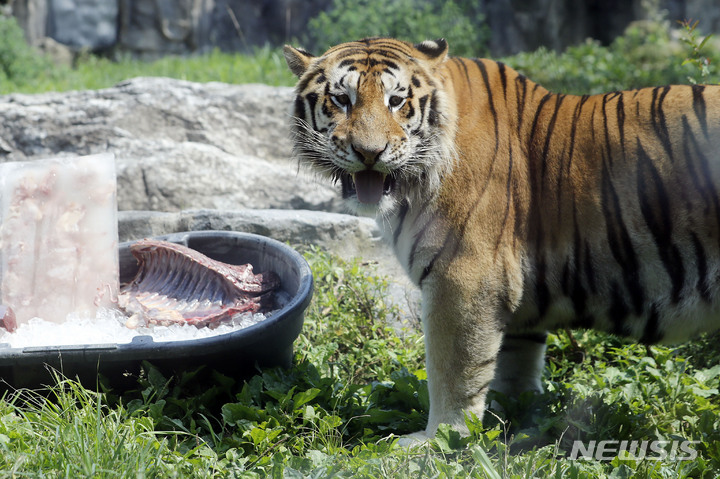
[0,15,54,88]
[506,19,720,95]
[302,0,489,58]
[679,19,716,84]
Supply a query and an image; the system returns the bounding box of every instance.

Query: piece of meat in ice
[0,305,16,332]
[118,239,280,329]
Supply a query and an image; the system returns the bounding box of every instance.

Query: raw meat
[119,239,280,329]
[0,304,16,332]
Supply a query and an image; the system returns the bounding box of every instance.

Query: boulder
[118,208,381,253]
[0,78,419,325]
[0,78,340,212]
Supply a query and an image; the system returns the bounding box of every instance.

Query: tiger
[283,37,720,443]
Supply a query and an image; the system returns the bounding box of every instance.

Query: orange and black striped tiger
[284,37,720,443]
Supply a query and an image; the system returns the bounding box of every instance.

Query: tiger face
[284,38,457,217]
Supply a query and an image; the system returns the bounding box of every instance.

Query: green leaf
[432,424,466,452]
[293,388,321,409]
[471,445,502,479]
[222,403,268,425]
[250,427,267,446]
[147,365,170,393]
[302,405,317,422]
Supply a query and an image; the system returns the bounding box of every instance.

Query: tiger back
[284,37,720,443]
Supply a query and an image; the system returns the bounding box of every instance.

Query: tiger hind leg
[490,332,548,399]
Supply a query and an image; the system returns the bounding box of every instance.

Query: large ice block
[0,154,119,325]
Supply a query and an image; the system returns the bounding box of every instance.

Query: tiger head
[284,38,457,217]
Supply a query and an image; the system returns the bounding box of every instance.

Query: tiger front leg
[401,276,507,444]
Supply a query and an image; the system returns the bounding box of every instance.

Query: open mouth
[340,170,395,204]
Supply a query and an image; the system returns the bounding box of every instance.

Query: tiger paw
[393,431,433,448]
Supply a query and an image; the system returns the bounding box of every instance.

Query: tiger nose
[352,144,386,165]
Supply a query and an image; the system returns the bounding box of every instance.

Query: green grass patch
[1,247,718,477]
[0,45,296,94]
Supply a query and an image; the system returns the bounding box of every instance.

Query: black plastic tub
[0,231,313,390]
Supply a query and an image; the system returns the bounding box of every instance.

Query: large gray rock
[0,78,340,212]
[118,208,381,252]
[0,77,420,325]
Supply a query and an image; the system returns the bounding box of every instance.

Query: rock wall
[485,0,720,55]
[485,0,643,56]
[11,0,720,57]
[11,0,330,56]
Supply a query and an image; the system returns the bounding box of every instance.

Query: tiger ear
[283,45,315,77]
[413,39,448,68]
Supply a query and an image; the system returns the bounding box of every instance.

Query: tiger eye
[333,94,350,107]
[389,95,405,107]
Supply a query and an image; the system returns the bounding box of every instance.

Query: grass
[0,377,176,477]
[0,46,296,95]
[1,247,719,477]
